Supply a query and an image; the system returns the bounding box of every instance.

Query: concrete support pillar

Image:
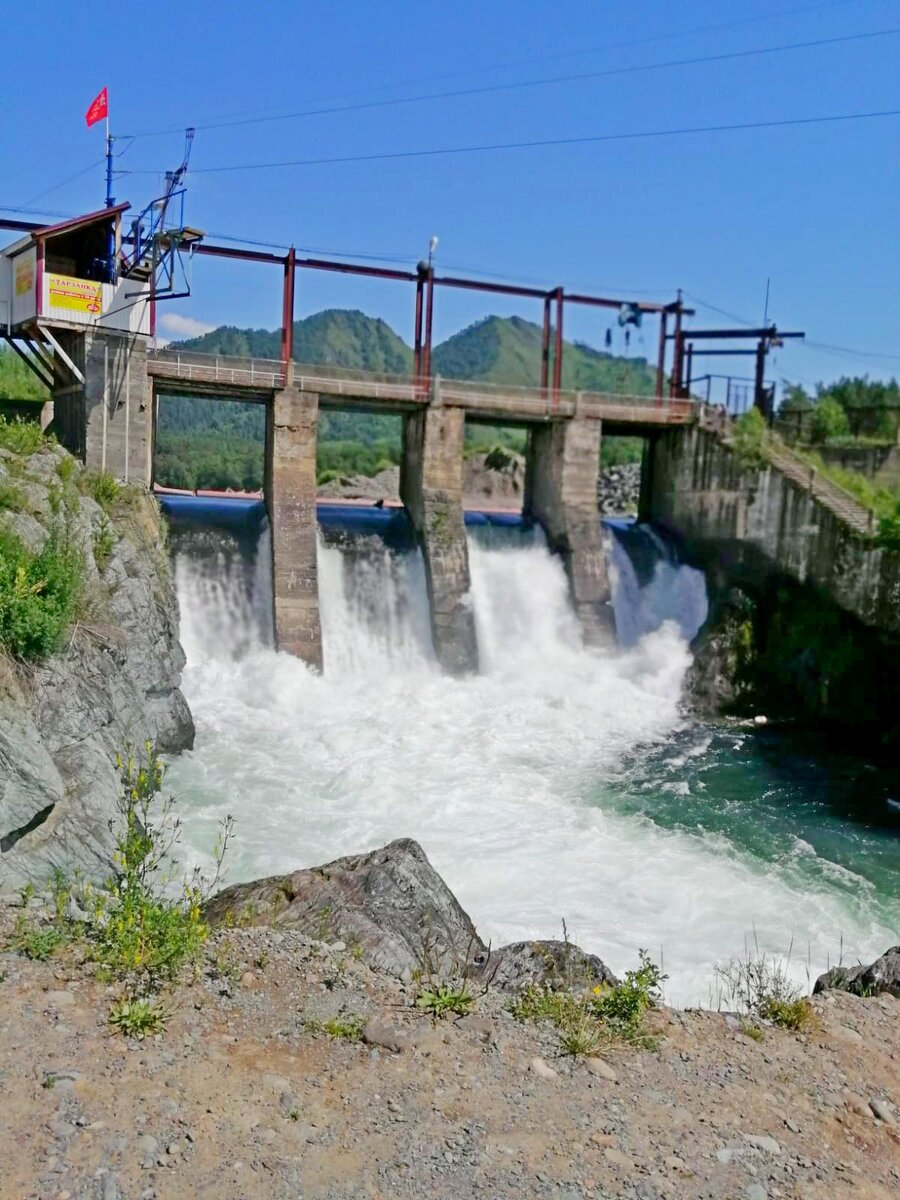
[400,399,478,674]
[525,416,614,645]
[267,388,323,671]
[52,329,152,483]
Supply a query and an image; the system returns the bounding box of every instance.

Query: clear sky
[3,0,899,394]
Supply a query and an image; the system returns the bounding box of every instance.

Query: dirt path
[1,916,898,1200]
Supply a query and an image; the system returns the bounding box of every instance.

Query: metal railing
[147,349,287,390]
[698,405,874,536]
[147,348,696,423]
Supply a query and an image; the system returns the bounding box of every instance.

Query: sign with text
[14,262,33,295]
[48,274,102,315]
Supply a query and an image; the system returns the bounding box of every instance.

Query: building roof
[31,202,131,242]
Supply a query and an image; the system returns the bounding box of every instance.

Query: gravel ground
[1,907,898,1200]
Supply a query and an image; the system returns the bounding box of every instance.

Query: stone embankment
[0,443,193,888]
[1,839,898,1199]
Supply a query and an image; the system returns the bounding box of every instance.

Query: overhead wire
[122,0,870,138]
[127,107,900,177]
[15,159,108,209]
[123,26,899,139]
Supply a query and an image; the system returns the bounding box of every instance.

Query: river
[161,496,900,1006]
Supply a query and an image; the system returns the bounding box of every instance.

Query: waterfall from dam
[164,499,900,1005]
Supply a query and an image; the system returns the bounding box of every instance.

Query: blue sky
[3,0,900,394]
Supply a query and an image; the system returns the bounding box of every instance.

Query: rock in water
[205,838,487,978]
[814,946,900,999]
[477,940,619,991]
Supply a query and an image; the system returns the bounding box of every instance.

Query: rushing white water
[168,521,898,1005]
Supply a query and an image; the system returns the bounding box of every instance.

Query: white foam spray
[167,525,898,1005]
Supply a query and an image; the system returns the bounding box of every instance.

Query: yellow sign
[47,273,103,315]
[14,261,33,296]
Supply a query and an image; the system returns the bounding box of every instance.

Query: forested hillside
[0,348,47,407]
[158,309,652,489]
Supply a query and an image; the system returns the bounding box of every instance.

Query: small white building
[1,204,152,388]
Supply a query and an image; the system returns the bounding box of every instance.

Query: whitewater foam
[166,523,899,1006]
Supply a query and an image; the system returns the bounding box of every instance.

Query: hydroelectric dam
[3,203,900,1000]
[2,202,897,682]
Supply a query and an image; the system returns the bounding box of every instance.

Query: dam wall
[646,425,900,637]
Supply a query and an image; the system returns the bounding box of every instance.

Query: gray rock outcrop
[205,838,487,977]
[814,946,900,999]
[477,940,619,990]
[0,443,193,889]
[206,837,618,992]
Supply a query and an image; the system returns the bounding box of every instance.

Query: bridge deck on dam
[146,349,695,432]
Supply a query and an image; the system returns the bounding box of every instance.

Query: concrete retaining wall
[53,330,152,483]
[647,426,900,635]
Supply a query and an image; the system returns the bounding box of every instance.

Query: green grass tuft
[0,526,82,659]
[108,996,169,1039]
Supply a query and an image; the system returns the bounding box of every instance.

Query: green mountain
[177,308,654,393]
[432,314,655,394]
[156,309,653,489]
[180,309,413,375]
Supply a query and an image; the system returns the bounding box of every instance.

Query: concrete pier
[400,397,478,674]
[267,388,323,670]
[525,416,614,645]
[52,330,152,482]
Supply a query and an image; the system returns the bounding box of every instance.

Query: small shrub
[0,416,44,456]
[732,407,767,472]
[511,949,665,1054]
[92,744,233,992]
[108,996,169,1039]
[0,481,24,510]
[12,922,66,962]
[93,515,115,571]
[590,951,665,1041]
[415,983,474,1019]
[55,456,76,485]
[740,1021,765,1042]
[90,472,120,512]
[307,1015,366,1042]
[715,940,815,1032]
[758,996,817,1032]
[0,527,82,659]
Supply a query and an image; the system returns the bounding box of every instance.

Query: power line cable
[129,106,900,177]
[124,27,899,139]
[124,0,868,138]
[15,159,107,209]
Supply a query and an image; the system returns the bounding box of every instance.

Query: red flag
[85,87,108,128]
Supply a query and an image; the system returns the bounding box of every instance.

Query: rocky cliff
[0,440,193,889]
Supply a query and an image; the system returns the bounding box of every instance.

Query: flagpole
[104,104,115,282]
[105,114,114,209]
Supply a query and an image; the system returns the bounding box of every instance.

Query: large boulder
[206,839,621,991]
[814,946,900,999]
[0,445,193,890]
[205,839,488,978]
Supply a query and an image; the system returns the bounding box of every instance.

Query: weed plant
[6,744,234,1037]
[714,936,818,1033]
[108,996,169,1039]
[510,941,666,1056]
[0,416,44,456]
[91,745,233,993]
[0,526,82,658]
